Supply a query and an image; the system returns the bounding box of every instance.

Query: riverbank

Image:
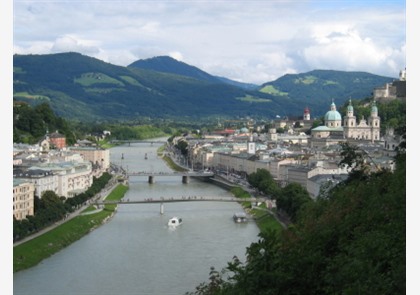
[13,184,128,273]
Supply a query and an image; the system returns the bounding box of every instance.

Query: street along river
[13,142,260,295]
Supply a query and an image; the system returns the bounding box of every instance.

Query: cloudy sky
[13,0,406,84]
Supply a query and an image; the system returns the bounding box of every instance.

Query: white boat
[168,216,183,227]
[233,212,248,223]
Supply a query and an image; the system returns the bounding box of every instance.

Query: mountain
[13,52,395,122]
[259,70,394,117]
[13,52,288,121]
[128,56,259,90]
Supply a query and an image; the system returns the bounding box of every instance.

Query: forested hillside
[13,52,287,121]
[260,70,394,117]
[13,102,76,145]
[13,52,395,121]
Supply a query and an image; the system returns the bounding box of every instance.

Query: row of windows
[13,194,32,201]
[344,121,379,127]
[13,202,32,209]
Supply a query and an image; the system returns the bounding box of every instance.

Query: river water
[13,142,260,295]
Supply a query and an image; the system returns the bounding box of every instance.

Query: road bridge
[127,171,214,183]
[111,140,167,145]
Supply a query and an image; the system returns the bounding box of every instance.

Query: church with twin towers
[309,99,381,148]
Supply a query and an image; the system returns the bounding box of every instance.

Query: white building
[13,179,35,220]
[28,161,93,198]
[14,169,59,198]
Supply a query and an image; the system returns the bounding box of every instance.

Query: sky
[12,0,407,85]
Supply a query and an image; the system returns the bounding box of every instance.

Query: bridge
[95,196,267,214]
[111,140,167,145]
[127,171,214,183]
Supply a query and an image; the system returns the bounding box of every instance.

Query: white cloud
[13,0,406,84]
[51,35,100,55]
[303,26,405,78]
[168,51,183,61]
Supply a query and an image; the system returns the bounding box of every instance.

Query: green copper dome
[324,110,342,121]
[324,102,342,121]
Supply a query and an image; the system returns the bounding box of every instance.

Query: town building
[69,146,110,175]
[13,179,35,220]
[14,168,59,199]
[48,131,66,149]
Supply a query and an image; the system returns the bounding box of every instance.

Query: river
[13,141,260,295]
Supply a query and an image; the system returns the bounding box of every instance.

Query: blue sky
[12,0,406,84]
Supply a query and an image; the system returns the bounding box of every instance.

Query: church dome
[324,110,342,121]
[324,102,342,122]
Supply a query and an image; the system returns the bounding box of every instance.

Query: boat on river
[233,212,248,223]
[168,216,183,227]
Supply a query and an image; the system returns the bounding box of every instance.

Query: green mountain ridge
[260,70,395,116]
[13,52,395,121]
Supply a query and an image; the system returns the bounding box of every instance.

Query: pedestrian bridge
[127,171,214,183]
[96,196,265,205]
[95,196,266,214]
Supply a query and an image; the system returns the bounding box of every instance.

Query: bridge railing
[95,196,265,205]
[127,171,214,176]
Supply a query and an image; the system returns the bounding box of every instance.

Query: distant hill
[259,70,394,117]
[13,52,288,121]
[128,56,259,90]
[13,52,395,122]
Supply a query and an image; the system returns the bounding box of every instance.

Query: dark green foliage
[275,183,311,222]
[248,168,310,221]
[176,140,189,156]
[13,102,76,145]
[188,152,405,295]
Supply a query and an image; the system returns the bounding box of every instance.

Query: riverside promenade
[13,177,120,247]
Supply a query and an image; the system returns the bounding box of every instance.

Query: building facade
[14,169,59,198]
[48,131,66,149]
[13,179,35,220]
[70,147,110,173]
[310,100,381,148]
[343,100,380,141]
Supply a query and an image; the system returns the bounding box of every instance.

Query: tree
[276,182,311,221]
[338,142,368,180]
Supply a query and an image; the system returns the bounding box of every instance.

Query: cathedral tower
[368,100,381,141]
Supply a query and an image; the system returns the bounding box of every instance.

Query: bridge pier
[160,203,164,214]
[148,176,155,184]
[182,176,190,184]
